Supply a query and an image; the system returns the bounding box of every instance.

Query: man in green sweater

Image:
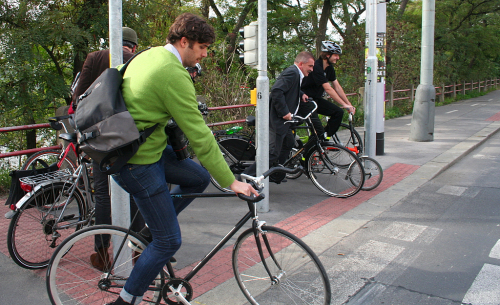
[107,13,257,305]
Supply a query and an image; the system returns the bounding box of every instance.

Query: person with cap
[298,41,356,139]
[71,27,145,272]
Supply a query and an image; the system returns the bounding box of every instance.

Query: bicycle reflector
[20,181,33,193]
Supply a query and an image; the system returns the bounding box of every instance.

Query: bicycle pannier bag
[74,48,156,175]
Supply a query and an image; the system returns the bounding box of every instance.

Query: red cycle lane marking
[486,112,500,121]
[0,163,420,300]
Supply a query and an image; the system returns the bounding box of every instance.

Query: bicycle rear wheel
[46,225,166,305]
[360,156,383,191]
[233,226,331,305]
[211,135,255,192]
[306,143,364,197]
[7,182,85,269]
[22,149,76,173]
[332,123,363,155]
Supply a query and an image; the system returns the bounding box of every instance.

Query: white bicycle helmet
[321,41,342,55]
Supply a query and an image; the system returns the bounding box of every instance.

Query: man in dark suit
[71,27,144,272]
[244,51,314,177]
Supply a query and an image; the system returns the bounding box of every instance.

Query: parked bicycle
[20,115,78,172]
[45,166,331,305]
[6,116,95,269]
[210,100,365,198]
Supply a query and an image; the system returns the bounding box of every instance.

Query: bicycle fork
[252,220,285,286]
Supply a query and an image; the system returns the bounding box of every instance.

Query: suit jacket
[73,48,134,102]
[270,64,303,133]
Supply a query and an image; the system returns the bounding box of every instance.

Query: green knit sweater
[121,46,234,188]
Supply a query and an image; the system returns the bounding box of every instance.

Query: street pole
[364,0,378,158]
[109,0,131,273]
[376,0,386,155]
[409,0,435,142]
[256,0,269,212]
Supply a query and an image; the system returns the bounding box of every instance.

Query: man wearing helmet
[299,41,355,139]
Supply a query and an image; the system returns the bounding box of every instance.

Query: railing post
[388,84,394,108]
[410,83,415,103]
[359,87,365,110]
[462,81,466,95]
[440,83,445,103]
[452,82,456,99]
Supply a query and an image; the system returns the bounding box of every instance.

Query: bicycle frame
[102,168,300,300]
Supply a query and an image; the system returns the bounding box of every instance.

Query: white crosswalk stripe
[463,264,500,304]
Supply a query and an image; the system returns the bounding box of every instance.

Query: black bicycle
[45,167,331,305]
[210,100,365,198]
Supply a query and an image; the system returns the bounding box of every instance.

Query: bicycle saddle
[246,115,255,127]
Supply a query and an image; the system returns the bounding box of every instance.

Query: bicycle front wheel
[7,182,85,269]
[233,226,331,305]
[46,225,166,305]
[306,143,364,197]
[360,156,383,191]
[22,149,76,173]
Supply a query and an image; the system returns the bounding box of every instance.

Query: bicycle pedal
[61,214,76,221]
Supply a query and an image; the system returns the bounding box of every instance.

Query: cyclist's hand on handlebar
[282,113,292,121]
[301,94,310,102]
[230,179,259,197]
[345,105,356,114]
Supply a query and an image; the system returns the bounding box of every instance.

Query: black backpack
[74,49,157,175]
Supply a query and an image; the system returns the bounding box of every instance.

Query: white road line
[446,110,458,114]
[471,103,480,106]
[436,185,467,196]
[380,221,427,242]
[406,123,411,126]
[489,240,500,259]
[463,264,500,304]
[328,240,404,304]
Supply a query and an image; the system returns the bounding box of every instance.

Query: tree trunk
[316,0,333,57]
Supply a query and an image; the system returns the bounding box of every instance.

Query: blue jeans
[112,145,210,304]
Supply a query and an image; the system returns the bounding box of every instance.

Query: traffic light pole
[364,0,378,158]
[255,0,270,212]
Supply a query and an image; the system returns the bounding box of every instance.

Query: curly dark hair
[167,13,215,45]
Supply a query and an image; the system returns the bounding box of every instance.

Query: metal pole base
[409,84,436,142]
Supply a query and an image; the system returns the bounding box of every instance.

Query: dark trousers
[298,97,344,137]
[93,160,145,250]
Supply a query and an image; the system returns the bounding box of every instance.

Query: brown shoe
[90,247,111,272]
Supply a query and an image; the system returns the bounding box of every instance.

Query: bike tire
[46,225,167,305]
[306,143,365,198]
[22,149,76,173]
[7,182,85,269]
[333,123,363,156]
[232,225,331,305]
[359,156,383,191]
[211,135,256,192]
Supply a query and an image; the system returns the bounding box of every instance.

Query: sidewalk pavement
[1,89,500,304]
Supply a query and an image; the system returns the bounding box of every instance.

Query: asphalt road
[323,127,500,304]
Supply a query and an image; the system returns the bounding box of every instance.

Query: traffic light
[239,21,258,67]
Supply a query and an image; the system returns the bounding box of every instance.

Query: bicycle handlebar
[285,100,318,125]
[237,166,304,202]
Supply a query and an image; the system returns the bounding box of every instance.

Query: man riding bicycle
[298,41,356,140]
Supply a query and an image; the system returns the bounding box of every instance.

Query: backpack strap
[99,123,159,175]
[119,47,151,76]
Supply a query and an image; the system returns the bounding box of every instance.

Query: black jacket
[270,64,304,133]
